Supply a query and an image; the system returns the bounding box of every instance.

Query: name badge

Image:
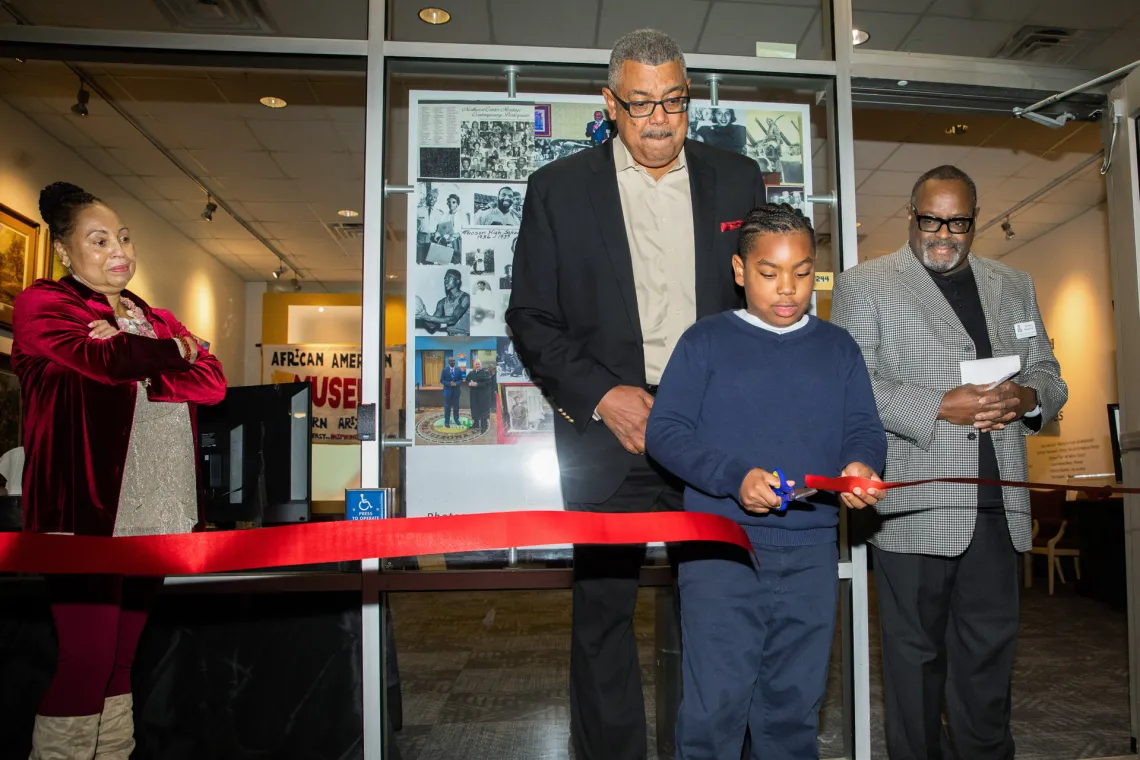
[1015,321,1037,340]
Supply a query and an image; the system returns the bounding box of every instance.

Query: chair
[1024,489,1081,595]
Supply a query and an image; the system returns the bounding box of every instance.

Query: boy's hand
[597,385,655,454]
[839,462,882,509]
[740,468,785,514]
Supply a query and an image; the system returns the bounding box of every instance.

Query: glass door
[1104,63,1140,754]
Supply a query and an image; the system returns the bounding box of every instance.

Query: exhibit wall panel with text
[405,91,813,517]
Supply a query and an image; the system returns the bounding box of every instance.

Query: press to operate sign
[345,489,388,521]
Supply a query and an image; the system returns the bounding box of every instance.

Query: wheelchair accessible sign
[345,489,389,521]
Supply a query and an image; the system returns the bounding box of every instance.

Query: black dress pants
[569,455,682,760]
[872,510,1021,760]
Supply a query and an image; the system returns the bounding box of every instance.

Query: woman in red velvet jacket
[12,182,226,760]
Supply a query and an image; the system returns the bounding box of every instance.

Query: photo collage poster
[406,93,813,516]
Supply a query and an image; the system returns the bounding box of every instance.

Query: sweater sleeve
[645,328,755,502]
[839,339,889,474]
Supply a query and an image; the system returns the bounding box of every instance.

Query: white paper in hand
[960,355,1021,390]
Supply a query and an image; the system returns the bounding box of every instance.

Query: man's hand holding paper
[940,355,1037,432]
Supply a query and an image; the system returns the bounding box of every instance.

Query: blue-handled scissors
[771,469,818,512]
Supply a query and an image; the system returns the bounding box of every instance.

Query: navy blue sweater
[645,312,887,546]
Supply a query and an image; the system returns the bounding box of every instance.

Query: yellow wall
[1001,206,1118,480]
[259,290,407,512]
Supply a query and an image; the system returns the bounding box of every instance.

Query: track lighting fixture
[1001,219,1015,240]
[272,264,287,279]
[291,276,302,293]
[71,84,89,117]
[201,197,218,222]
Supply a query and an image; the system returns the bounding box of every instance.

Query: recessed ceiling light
[418,7,451,24]
[852,29,870,46]
[945,123,969,135]
[855,221,862,228]
[387,274,398,279]
[259,96,287,109]
[897,80,909,87]
[338,209,360,218]
[318,306,325,313]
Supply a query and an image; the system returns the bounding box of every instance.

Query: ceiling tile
[954,147,1038,179]
[211,177,298,203]
[1038,177,1106,206]
[143,176,210,201]
[389,0,492,43]
[855,195,910,218]
[188,149,284,179]
[878,142,973,173]
[290,178,364,205]
[854,140,900,170]
[147,118,262,151]
[491,0,598,47]
[106,145,182,176]
[699,3,817,55]
[221,239,275,258]
[1015,150,1098,179]
[925,0,1036,22]
[240,202,321,223]
[1028,0,1140,29]
[853,109,922,142]
[853,11,921,51]
[272,151,362,180]
[172,220,216,240]
[261,221,335,240]
[858,170,916,196]
[247,119,341,152]
[281,238,352,259]
[1010,202,1091,226]
[852,0,936,11]
[597,0,710,51]
[110,175,165,201]
[900,18,1020,57]
[332,120,366,153]
[854,169,875,187]
[74,148,130,178]
[979,176,1046,205]
[68,115,155,150]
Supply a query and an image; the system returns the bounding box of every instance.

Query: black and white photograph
[766,186,807,215]
[471,283,509,337]
[463,228,516,278]
[414,182,468,265]
[414,265,471,337]
[460,118,533,181]
[496,337,530,382]
[470,185,524,227]
[534,137,593,170]
[745,109,805,185]
[688,106,749,154]
[499,384,556,438]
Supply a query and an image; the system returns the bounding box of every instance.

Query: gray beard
[921,240,965,273]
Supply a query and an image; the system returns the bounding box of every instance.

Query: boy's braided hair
[738,203,815,258]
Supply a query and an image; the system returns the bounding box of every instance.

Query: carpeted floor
[387,577,1131,759]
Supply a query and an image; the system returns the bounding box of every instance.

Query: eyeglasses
[911,207,976,234]
[609,91,690,118]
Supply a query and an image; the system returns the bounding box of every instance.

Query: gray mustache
[640,129,675,139]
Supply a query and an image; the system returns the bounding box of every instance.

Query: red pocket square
[720,220,743,232]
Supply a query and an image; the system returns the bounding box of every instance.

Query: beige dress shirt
[613,136,697,385]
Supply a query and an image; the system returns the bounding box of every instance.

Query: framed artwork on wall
[0,204,45,328]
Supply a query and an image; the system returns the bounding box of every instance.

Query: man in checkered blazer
[831,165,1067,760]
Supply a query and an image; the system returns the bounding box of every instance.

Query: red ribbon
[0,511,751,575]
[806,474,1140,499]
[720,220,743,231]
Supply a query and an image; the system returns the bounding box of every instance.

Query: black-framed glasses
[911,207,976,234]
[609,91,690,118]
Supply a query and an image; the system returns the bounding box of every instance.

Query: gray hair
[608,29,687,93]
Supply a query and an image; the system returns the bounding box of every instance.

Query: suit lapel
[686,143,717,316]
[971,255,1005,350]
[896,245,968,336]
[586,141,642,344]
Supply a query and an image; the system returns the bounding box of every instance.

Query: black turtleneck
[928,264,1004,511]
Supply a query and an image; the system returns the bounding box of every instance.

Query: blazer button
[967,432,977,441]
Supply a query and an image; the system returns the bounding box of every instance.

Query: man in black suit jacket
[506,28,766,760]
